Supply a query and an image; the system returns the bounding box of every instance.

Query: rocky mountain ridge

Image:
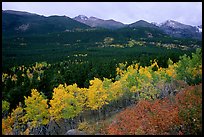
[73,15,125,29]
[2,10,202,40]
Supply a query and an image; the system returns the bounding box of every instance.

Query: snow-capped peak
[160,20,194,30]
[196,25,202,33]
[161,20,179,28]
[151,22,160,27]
[77,15,88,20]
[198,28,202,32]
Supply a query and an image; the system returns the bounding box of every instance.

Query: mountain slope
[126,20,201,40]
[196,25,202,33]
[2,10,202,40]
[2,10,91,36]
[128,20,158,29]
[159,20,201,39]
[73,15,125,29]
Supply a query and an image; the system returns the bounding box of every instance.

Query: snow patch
[198,28,202,32]
[151,22,160,27]
[78,15,88,20]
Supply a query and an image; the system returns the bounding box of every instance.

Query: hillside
[128,20,158,29]
[159,20,202,40]
[2,10,202,40]
[2,10,91,36]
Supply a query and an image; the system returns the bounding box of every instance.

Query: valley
[2,9,202,135]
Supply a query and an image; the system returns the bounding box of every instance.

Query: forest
[2,27,202,135]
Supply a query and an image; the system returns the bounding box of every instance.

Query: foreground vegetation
[76,83,202,135]
[2,48,202,135]
[106,83,202,135]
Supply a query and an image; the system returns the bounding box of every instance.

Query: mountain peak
[2,10,90,35]
[3,10,38,16]
[137,20,147,23]
[73,15,125,29]
[196,25,202,32]
[151,22,160,27]
[163,20,180,26]
[76,15,88,20]
[166,19,176,22]
[128,20,157,28]
[89,16,100,20]
[160,20,193,30]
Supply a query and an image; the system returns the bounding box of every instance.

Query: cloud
[2,2,202,26]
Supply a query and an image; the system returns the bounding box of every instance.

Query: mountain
[2,10,39,16]
[2,10,202,40]
[128,20,158,29]
[73,15,125,29]
[151,22,160,27]
[2,10,90,36]
[160,20,193,29]
[73,15,89,23]
[126,20,201,40]
[196,25,202,33]
[159,20,201,39]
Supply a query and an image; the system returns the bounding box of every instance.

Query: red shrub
[107,98,181,135]
[107,83,202,135]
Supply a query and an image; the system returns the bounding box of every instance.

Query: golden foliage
[23,89,49,128]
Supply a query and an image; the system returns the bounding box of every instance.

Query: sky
[2,2,202,26]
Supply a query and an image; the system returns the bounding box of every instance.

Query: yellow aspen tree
[65,83,86,113]
[23,89,50,129]
[49,84,67,121]
[86,78,109,110]
[49,84,85,121]
[108,81,123,101]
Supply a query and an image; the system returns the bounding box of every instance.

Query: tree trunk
[53,120,61,135]
[98,108,101,120]
[102,106,106,120]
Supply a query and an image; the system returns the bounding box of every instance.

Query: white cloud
[2,2,202,26]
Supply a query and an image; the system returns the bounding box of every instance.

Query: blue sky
[2,2,202,26]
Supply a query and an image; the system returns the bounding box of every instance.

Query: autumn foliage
[107,84,202,135]
[2,48,202,135]
[23,89,50,128]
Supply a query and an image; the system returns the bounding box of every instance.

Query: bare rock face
[15,24,30,31]
[64,129,87,135]
[73,15,125,29]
